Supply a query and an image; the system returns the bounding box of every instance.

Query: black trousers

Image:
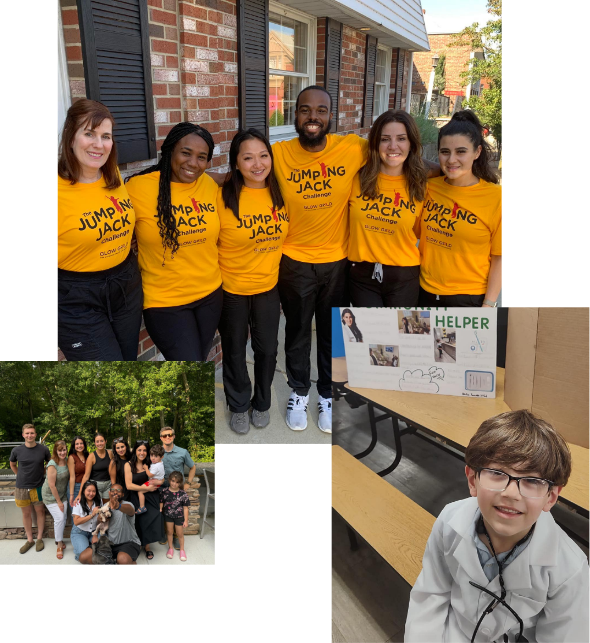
[278,255,347,398]
[218,285,280,413]
[349,262,420,307]
[143,286,223,360]
[418,287,485,308]
[58,252,143,361]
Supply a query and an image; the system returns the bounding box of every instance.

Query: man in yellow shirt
[273,86,369,433]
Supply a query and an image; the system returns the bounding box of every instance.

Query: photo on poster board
[341,308,497,398]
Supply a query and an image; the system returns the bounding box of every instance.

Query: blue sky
[420,0,491,34]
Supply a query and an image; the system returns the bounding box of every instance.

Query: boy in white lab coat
[405,410,589,643]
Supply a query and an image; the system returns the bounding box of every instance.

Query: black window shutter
[77,0,156,164]
[394,48,405,110]
[324,18,342,132]
[238,0,269,137]
[362,36,377,127]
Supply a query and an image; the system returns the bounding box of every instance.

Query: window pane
[269,74,307,127]
[374,83,387,119]
[375,49,387,84]
[269,12,307,74]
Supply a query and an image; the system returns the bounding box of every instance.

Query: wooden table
[344,368,589,515]
[333,445,435,586]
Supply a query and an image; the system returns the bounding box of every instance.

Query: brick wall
[0,478,202,539]
[338,26,369,136]
[411,33,471,110]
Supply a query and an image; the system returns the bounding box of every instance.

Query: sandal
[166,548,174,559]
[145,549,154,560]
[135,507,147,515]
[180,549,187,562]
[57,546,64,560]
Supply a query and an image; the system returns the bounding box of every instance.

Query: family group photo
[0,360,215,565]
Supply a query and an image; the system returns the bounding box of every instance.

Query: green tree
[433,54,446,94]
[450,0,502,148]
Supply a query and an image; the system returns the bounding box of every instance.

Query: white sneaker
[286,391,309,430]
[317,395,332,433]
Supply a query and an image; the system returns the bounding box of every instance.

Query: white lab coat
[342,325,357,342]
[405,497,589,643]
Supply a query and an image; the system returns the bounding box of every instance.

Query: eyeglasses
[161,433,174,438]
[136,440,149,445]
[113,437,125,444]
[476,468,554,499]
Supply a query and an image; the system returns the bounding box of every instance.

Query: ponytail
[438,110,498,184]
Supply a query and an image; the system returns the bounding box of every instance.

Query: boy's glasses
[476,468,554,498]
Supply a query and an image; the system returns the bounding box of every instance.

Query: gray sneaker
[230,411,250,434]
[251,409,270,428]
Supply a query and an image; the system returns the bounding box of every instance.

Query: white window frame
[269,2,316,142]
[58,1,72,144]
[373,44,392,122]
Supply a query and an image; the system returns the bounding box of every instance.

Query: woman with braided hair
[126,122,223,360]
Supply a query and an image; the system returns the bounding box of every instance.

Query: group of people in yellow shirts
[58,86,501,435]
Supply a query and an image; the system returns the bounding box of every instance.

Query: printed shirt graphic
[273,134,369,263]
[159,487,190,519]
[417,176,502,295]
[126,171,221,308]
[348,173,422,266]
[58,173,135,271]
[217,186,289,295]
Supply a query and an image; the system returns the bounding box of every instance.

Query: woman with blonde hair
[347,110,427,306]
[41,440,70,559]
[58,99,143,359]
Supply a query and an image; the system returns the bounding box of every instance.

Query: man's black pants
[218,286,280,413]
[278,255,347,399]
[418,287,485,308]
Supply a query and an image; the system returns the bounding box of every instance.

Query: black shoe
[173,537,180,550]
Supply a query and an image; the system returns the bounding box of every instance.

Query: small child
[159,470,190,561]
[405,409,589,642]
[136,444,165,515]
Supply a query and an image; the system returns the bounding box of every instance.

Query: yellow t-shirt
[273,134,369,263]
[217,186,289,295]
[348,173,422,266]
[126,171,221,309]
[418,176,502,295]
[58,173,135,271]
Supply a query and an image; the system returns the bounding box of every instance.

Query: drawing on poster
[433,327,456,363]
[399,367,444,393]
[369,344,400,367]
[398,310,431,335]
[470,330,488,353]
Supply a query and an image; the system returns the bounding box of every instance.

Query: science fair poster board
[340,307,498,398]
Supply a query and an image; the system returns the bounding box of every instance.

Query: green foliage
[412,113,439,146]
[449,0,502,146]
[189,444,215,463]
[0,362,215,469]
[269,110,284,127]
[433,54,446,94]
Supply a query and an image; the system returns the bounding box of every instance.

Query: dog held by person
[91,503,114,564]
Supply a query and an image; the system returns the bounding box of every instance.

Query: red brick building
[58,0,429,361]
[411,32,483,112]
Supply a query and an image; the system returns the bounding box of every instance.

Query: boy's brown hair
[465,410,571,486]
[150,444,165,458]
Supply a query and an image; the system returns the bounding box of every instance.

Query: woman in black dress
[124,440,165,559]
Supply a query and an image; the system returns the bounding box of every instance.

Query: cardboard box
[504,308,589,448]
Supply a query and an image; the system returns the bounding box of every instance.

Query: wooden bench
[332,444,435,586]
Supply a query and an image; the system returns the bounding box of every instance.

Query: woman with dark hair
[71,480,101,563]
[41,440,70,559]
[68,436,89,511]
[217,129,288,434]
[110,436,130,499]
[58,99,143,360]
[347,110,426,306]
[123,440,165,559]
[75,433,113,506]
[126,122,222,360]
[417,110,501,307]
[341,309,363,343]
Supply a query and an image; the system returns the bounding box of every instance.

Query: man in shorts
[79,484,141,564]
[159,426,196,550]
[9,424,50,553]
